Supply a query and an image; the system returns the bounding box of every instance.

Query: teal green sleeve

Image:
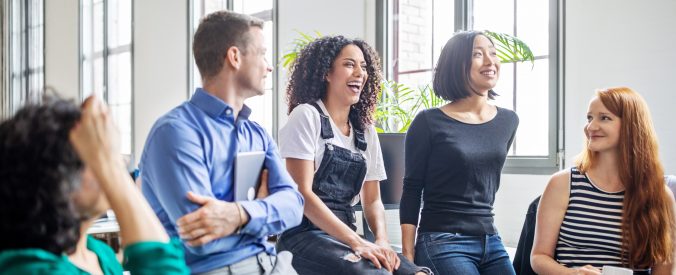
[86,236,124,275]
[122,238,189,274]
[0,249,84,275]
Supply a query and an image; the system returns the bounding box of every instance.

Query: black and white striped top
[555,167,646,272]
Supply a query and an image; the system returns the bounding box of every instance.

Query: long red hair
[575,87,674,268]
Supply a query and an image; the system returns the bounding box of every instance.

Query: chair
[666,175,676,195]
[512,196,540,275]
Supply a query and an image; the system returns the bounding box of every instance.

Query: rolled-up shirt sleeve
[238,133,304,237]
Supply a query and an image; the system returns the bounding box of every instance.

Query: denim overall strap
[309,102,334,140]
[302,102,368,231]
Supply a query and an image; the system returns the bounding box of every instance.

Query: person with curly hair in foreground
[0,96,188,274]
[276,35,431,275]
[531,87,676,274]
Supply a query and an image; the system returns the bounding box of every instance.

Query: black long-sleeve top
[399,107,518,235]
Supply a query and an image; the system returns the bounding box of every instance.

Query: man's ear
[225,46,241,70]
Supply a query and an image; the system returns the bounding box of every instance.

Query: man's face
[236,27,272,98]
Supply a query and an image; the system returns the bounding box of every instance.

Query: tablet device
[234,151,266,201]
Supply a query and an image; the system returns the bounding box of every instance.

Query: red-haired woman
[531,87,676,274]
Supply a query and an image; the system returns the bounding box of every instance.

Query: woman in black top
[400,31,519,275]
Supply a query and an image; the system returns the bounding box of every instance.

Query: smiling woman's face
[325,44,368,107]
[468,35,500,95]
[584,96,622,153]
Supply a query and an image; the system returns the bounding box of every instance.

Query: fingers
[179,226,208,241]
[186,191,211,205]
[391,251,401,270]
[578,265,601,275]
[177,208,204,227]
[186,232,216,246]
[360,251,382,270]
[376,249,393,272]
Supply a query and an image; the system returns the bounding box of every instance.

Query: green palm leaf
[484,30,535,66]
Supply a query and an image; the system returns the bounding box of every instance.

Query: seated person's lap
[278,230,391,275]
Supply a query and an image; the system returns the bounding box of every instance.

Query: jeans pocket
[425,232,460,245]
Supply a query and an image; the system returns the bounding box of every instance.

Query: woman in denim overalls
[276,36,430,275]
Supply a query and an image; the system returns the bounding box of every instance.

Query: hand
[256,169,269,199]
[351,240,394,272]
[176,192,248,246]
[69,96,122,168]
[572,265,602,275]
[375,239,401,271]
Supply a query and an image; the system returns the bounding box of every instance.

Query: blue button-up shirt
[139,88,304,273]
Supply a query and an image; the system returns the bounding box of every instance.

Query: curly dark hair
[286,35,382,129]
[0,96,83,255]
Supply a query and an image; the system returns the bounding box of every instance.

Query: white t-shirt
[279,100,387,185]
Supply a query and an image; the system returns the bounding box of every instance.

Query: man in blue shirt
[139,11,304,274]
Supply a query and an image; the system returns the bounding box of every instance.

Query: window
[2,0,44,117]
[189,0,276,136]
[382,0,560,173]
[80,0,133,155]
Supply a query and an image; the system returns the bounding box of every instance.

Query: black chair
[512,196,540,275]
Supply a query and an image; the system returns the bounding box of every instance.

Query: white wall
[44,0,79,99]
[132,0,189,162]
[563,0,676,173]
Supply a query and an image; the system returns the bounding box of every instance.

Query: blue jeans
[278,229,431,275]
[415,232,515,275]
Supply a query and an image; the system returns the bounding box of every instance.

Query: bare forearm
[401,224,416,257]
[531,254,575,275]
[363,199,388,242]
[92,157,168,245]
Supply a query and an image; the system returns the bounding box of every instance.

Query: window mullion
[103,0,109,103]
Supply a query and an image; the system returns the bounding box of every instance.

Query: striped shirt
[555,167,648,272]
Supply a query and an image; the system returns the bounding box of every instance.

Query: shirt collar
[190,88,251,120]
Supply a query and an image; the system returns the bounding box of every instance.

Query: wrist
[375,237,389,246]
[346,234,365,249]
[235,203,249,230]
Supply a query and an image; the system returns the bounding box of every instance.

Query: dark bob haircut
[433,30,498,101]
[0,96,83,255]
[193,10,264,81]
[286,35,383,129]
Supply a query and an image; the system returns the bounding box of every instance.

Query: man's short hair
[192,10,264,80]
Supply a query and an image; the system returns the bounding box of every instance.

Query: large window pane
[514,59,549,156]
[6,0,44,114]
[472,0,514,34]
[516,0,549,56]
[81,0,132,154]
[472,0,551,157]
[396,0,434,74]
